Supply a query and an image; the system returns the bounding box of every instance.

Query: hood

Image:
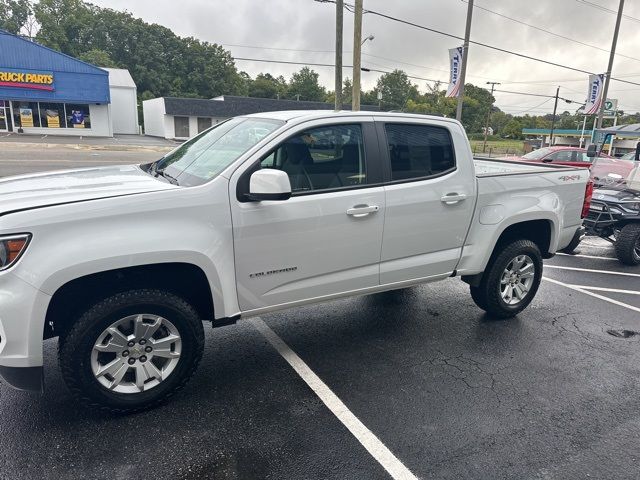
[0,164,178,215]
[593,188,640,203]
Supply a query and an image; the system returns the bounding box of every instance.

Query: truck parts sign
[0,69,55,91]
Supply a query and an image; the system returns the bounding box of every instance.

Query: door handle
[440,193,467,205]
[346,204,380,217]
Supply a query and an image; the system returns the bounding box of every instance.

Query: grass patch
[470,139,525,157]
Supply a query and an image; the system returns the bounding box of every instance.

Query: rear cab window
[383,123,456,181]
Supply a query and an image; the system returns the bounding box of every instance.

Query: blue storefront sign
[0,30,109,104]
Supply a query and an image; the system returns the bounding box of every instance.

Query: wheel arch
[44,263,215,340]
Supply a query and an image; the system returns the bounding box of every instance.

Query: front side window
[154,117,283,186]
[259,124,367,193]
[385,123,456,181]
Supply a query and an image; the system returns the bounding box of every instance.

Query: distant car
[511,146,606,168]
[590,151,638,188]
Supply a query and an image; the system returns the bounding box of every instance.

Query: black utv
[581,142,640,265]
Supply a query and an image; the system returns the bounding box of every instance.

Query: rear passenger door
[230,118,386,311]
[377,120,477,284]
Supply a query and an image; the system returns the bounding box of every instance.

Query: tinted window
[547,150,574,162]
[260,124,367,193]
[385,124,455,181]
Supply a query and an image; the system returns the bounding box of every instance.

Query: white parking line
[545,265,640,278]
[252,317,418,480]
[543,277,640,314]
[556,252,617,261]
[568,285,640,296]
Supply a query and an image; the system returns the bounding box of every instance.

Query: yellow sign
[19,108,33,127]
[45,109,60,128]
[0,70,55,91]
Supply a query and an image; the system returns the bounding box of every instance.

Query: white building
[143,95,380,140]
[104,68,139,135]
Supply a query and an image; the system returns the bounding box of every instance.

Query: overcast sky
[90,0,640,115]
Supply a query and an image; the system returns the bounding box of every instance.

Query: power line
[463,0,640,63]
[314,0,640,87]
[574,0,640,24]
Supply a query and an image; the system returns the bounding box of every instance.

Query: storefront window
[175,116,190,138]
[66,104,91,129]
[39,103,67,128]
[13,102,41,128]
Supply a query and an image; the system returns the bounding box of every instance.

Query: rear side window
[385,124,456,181]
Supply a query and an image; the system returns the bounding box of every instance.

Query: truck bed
[473,157,587,177]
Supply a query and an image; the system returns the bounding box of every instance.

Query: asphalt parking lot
[1,156,639,479]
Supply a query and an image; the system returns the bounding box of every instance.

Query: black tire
[470,239,543,319]
[58,289,204,414]
[615,223,640,266]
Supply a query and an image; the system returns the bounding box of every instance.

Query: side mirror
[586,144,597,158]
[247,169,291,201]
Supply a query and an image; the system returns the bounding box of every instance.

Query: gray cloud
[91,0,640,114]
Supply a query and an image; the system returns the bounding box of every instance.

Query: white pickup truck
[0,111,591,412]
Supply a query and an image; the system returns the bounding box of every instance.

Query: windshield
[152,117,284,186]
[522,147,553,160]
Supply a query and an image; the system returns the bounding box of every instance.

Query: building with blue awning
[0,30,138,136]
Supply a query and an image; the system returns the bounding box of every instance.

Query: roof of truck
[244,110,453,123]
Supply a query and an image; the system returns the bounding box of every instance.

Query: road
[0,155,639,479]
[0,144,163,177]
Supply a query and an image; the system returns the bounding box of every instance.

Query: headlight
[622,202,640,212]
[0,234,31,271]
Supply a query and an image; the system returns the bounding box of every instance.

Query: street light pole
[597,0,624,129]
[352,0,363,112]
[456,0,474,121]
[482,81,500,152]
[549,86,560,146]
[334,0,343,111]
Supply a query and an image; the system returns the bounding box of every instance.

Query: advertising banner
[19,108,34,127]
[584,74,604,115]
[445,47,464,98]
[45,109,60,128]
[71,110,85,128]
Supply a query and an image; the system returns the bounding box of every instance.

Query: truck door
[230,119,385,311]
[377,120,477,284]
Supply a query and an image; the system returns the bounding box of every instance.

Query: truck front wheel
[470,239,543,318]
[615,223,640,266]
[58,289,205,414]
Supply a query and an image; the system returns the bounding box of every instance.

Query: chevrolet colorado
[0,111,591,412]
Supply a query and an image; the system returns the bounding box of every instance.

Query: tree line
[1,0,637,136]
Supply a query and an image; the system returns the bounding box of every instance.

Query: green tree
[287,67,326,101]
[0,0,32,35]
[77,48,118,67]
[375,70,419,111]
[502,119,523,139]
[249,73,287,99]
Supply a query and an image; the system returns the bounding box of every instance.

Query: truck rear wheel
[470,240,543,318]
[58,289,204,414]
[615,224,640,266]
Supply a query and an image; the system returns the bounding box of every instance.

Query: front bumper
[0,272,51,377]
[0,366,43,392]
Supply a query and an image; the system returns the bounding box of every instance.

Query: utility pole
[549,86,560,146]
[334,0,343,111]
[597,0,624,129]
[456,0,474,121]
[352,0,363,111]
[482,81,500,152]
